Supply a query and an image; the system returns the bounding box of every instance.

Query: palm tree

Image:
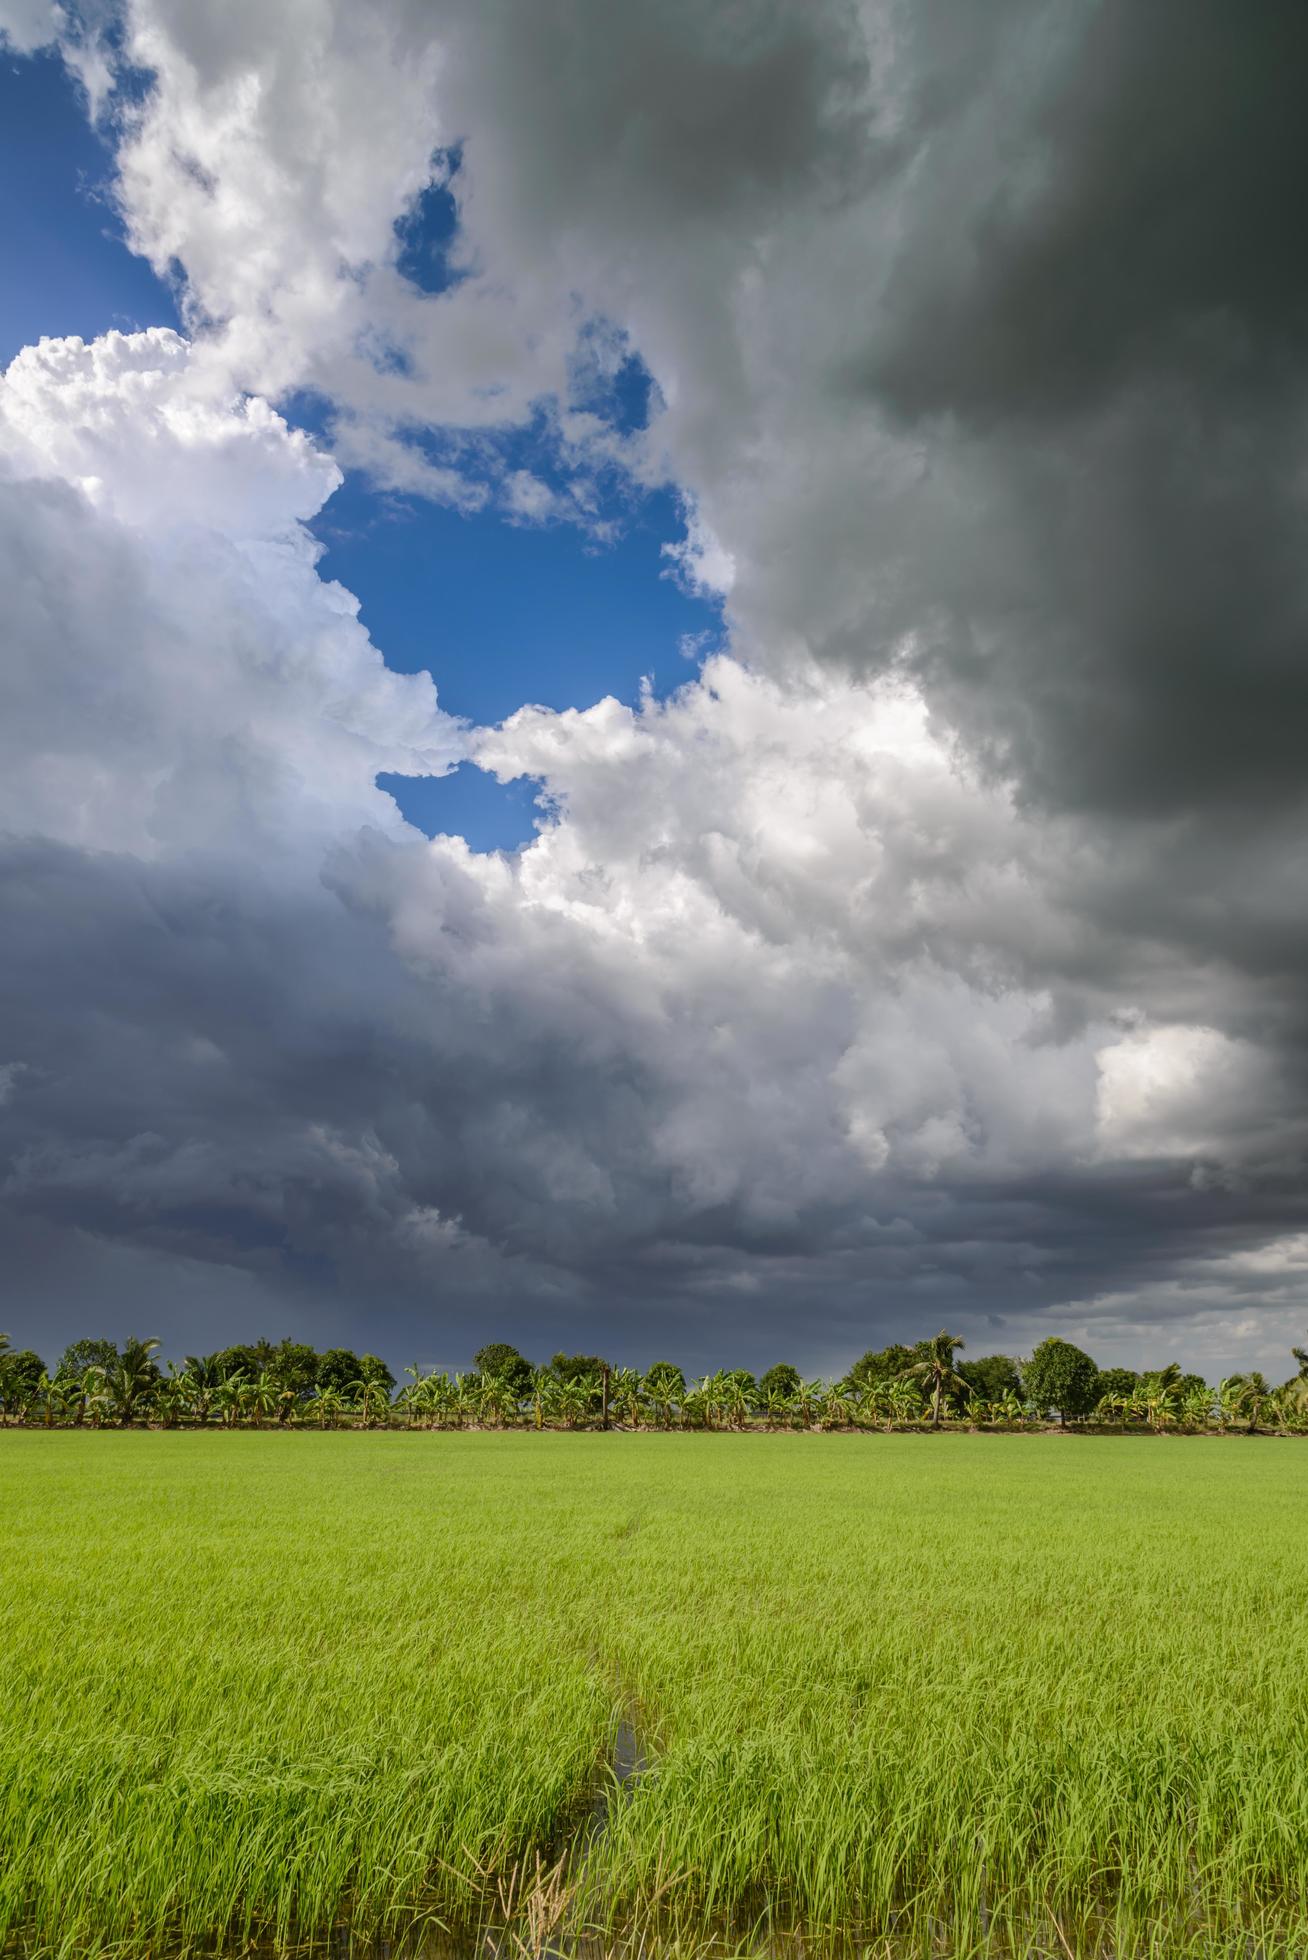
[901,1331,968,1431]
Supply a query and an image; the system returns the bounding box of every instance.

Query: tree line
[2,1329,1307,1434]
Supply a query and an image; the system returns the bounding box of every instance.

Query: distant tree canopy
[55,1338,119,1380]
[848,1344,918,1389]
[11,1324,1308,1434]
[357,1354,396,1394]
[0,1349,45,1411]
[850,1341,1018,1412]
[214,1342,277,1384]
[474,1343,535,1397]
[317,1349,363,1396]
[956,1354,1022,1403]
[1024,1338,1099,1424]
[271,1341,321,1398]
[759,1363,801,1399]
[642,1361,686,1403]
[550,1353,610,1382]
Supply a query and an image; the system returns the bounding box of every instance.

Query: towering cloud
[2,0,1306,1372]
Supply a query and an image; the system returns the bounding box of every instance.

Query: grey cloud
[5,4,1308,1378]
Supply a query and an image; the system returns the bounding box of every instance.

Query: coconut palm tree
[901,1332,968,1431]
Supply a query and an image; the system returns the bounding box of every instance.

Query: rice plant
[1,1432,1306,1958]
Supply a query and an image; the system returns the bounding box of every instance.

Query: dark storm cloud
[4,0,1308,1377]
[850,0,1308,820]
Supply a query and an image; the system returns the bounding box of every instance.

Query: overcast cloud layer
[3,0,1308,1375]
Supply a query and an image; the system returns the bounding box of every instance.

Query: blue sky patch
[0,49,178,363]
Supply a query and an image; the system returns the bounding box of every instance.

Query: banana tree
[1180,1384,1215,1432]
[993,1389,1027,1431]
[1215,1376,1243,1432]
[526,1366,551,1430]
[399,1364,427,1429]
[34,1370,65,1428]
[347,1377,391,1428]
[610,1367,645,1429]
[553,1377,591,1430]
[794,1378,824,1429]
[156,1362,193,1429]
[310,1383,346,1430]
[245,1369,283,1428]
[821,1380,853,1430]
[477,1374,516,1429]
[214,1375,246,1429]
[719,1370,755,1431]
[642,1363,684,1430]
[107,1337,162,1426]
[887,1378,923,1427]
[1231,1372,1272,1434]
[1095,1389,1127,1432]
[763,1385,796,1431]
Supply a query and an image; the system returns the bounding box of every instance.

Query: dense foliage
[1,1328,1306,1434]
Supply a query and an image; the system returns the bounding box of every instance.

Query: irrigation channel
[220,1721,1243,1960]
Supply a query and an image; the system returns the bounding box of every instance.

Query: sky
[2,0,1307,1381]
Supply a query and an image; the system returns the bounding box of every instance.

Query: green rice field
[2,1433,1306,1959]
